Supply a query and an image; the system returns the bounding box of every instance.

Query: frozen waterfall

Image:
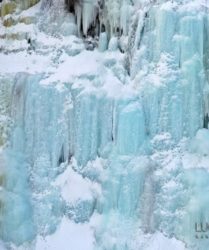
[1,0,209,249]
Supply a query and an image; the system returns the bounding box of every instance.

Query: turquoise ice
[1,0,209,249]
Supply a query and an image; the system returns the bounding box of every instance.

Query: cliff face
[0,0,209,249]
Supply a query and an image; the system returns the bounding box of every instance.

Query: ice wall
[1,0,209,250]
[130,3,208,139]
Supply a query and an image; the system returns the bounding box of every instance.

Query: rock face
[1,0,209,250]
[0,0,40,17]
[0,1,16,17]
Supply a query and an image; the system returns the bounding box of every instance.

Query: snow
[182,152,209,170]
[41,50,101,84]
[160,1,178,10]
[0,51,51,74]
[3,23,34,34]
[19,1,41,17]
[35,217,95,250]
[143,232,186,250]
[189,129,209,156]
[13,223,186,250]
[177,129,209,170]
[54,164,101,204]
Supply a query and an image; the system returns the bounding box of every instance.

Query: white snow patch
[143,232,186,250]
[160,1,178,11]
[0,51,51,74]
[35,217,95,250]
[54,165,101,204]
[41,50,101,84]
[19,1,41,17]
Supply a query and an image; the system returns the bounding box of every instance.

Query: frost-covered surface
[1,0,209,249]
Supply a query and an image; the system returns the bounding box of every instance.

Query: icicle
[82,0,98,36]
[120,0,132,36]
[108,36,118,51]
[98,31,108,52]
[106,0,120,35]
[75,3,82,35]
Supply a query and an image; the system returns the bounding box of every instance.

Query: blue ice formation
[1,0,209,250]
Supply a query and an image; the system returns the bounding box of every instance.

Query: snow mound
[55,165,101,204]
[35,217,95,250]
[144,232,186,250]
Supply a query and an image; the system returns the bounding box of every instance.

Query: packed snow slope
[1,0,209,249]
